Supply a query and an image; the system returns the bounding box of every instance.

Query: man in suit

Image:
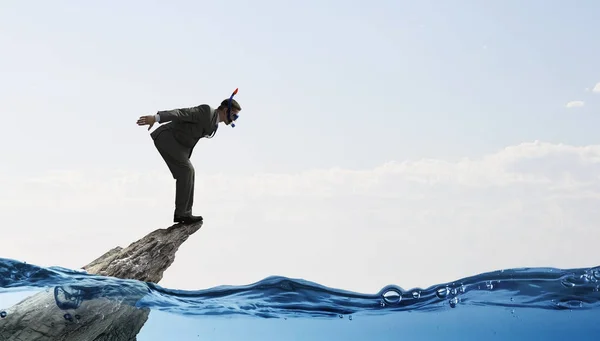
[136,98,242,224]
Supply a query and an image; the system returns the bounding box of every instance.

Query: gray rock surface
[83,222,202,283]
[0,221,202,340]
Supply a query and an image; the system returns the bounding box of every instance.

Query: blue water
[1,257,599,340]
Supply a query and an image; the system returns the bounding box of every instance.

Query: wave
[1,257,599,320]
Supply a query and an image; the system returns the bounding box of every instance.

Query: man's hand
[136,115,156,131]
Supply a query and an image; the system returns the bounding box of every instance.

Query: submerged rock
[0,222,202,341]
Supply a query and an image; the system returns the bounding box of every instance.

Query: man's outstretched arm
[157,105,211,124]
[136,105,211,130]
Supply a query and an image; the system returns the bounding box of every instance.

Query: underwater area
[1,257,599,340]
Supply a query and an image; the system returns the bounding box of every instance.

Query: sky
[1,0,600,295]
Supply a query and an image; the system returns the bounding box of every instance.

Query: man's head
[217,98,242,125]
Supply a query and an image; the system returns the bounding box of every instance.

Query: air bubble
[412,291,421,299]
[449,297,459,308]
[381,286,402,305]
[54,287,83,310]
[436,287,449,298]
[555,300,583,309]
[0,311,7,318]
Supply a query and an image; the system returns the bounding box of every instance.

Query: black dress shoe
[174,214,203,224]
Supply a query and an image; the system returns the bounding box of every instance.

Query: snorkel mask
[227,88,239,128]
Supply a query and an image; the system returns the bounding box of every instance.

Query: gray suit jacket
[150,104,219,158]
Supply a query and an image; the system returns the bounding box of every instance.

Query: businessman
[136,98,242,224]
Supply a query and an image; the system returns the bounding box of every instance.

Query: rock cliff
[0,221,202,341]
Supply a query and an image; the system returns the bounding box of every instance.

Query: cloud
[2,141,600,293]
[593,82,600,93]
[565,100,584,108]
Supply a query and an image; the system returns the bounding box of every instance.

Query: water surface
[1,258,599,340]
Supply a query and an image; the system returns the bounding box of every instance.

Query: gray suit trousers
[153,130,194,216]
